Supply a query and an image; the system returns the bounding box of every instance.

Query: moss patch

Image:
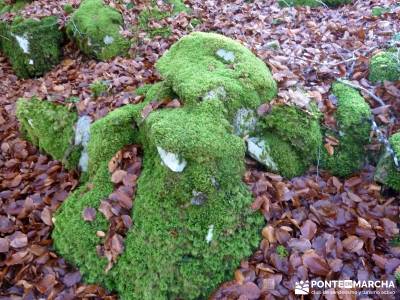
[321,82,372,177]
[66,0,130,61]
[0,16,63,78]
[374,133,400,191]
[90,80,108,98]
[278,0,352,7]
[0,0,30,15]
[255,104,322,178]
[369,50,400,83]
[156,32,277,120]
[16,98,79,169]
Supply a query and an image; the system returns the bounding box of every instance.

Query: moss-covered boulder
[278,0,352,7]
[156,32,277,119]
[248,104,323,178]
[0,16,63,78]
[369,50,400,83]
[66,0,130,61]
[375,133,400,191]
[321,82,372,177]
[16,98,80,169]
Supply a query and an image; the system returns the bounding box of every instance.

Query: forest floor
[0,0,399,299]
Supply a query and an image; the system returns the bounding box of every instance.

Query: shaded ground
[0,0,399,299]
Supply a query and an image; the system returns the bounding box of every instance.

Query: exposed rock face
[0,16,63,78]
[66,0,130,61]
[375,133,400,191]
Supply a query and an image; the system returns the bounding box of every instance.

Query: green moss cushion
[156,32,277,119]
[52,100,263,299]
[16,98,79,169]
[253,104,322,178]
[278,0,352,7]
[0,16,63,78]
[375,133,400,191]
[322,82,372,177]
[369,50,400,83]
[66,0,130,61]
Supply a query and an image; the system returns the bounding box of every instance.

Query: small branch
[336,78,386,107]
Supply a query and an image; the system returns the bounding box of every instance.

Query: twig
[336,78,386,106]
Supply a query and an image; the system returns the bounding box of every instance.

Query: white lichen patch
[12,34,30,54]
[234,108,257,136]
[203,86,227,101]
[28,59,34,65]
[74,116,92,172]
[206,224,214,244]
[27,119,34,127]
[103,35,114,45]
[157,146,187,172]
[247,137,278,171]
[216,49,235,63]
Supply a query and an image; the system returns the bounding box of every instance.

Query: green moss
[156,32,277,120]
[256,104,322,178]
[53,99,263,299]
[374,133,400,191]
[87,104,140,177]
[276,245,289,258]
[63,3,75,14]
[371,6,390,17]
[138,6,172,38]
[66,0,130,61]
[322,82,372,177]
[0,0,30,15]
[90,80,108,98]
[396,271,400,285]
[167,0,191,14]
[0,16,63,78]
[278,0,352,7]
[369,50,400,83]
[15,98,79,169]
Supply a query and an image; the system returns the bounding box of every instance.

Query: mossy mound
[66,0,130,61]
[156,32,277,119]
[278,0,352,7]
[252,104,323,178]
[52,99,263,299]
[0,16,63,78]
[369,50,400,83]
[321,82,372,177]
[375,133,400,191]
[16,98,79,169]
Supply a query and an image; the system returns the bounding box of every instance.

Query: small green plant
[63,3,74,14]
[371,6,390,17]
[390,235,400,247]
[90,80,108,98]
[276,245,289,258]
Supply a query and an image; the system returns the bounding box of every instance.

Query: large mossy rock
[46,33,269,299]
[278,0,352,7]
[375,133,400,191]
[156,32,277,119]
[248,104,323,178]
[66,0,130,61]
[0,16,63,78]
[321,82,372,177]
[16,98,80,169]
[369,50,400,83]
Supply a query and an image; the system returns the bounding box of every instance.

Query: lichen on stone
[66,0,130,61]
[16,98,79,169]
[369,50,400,83]
[0,16,63,78]
[321,82,372,177]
